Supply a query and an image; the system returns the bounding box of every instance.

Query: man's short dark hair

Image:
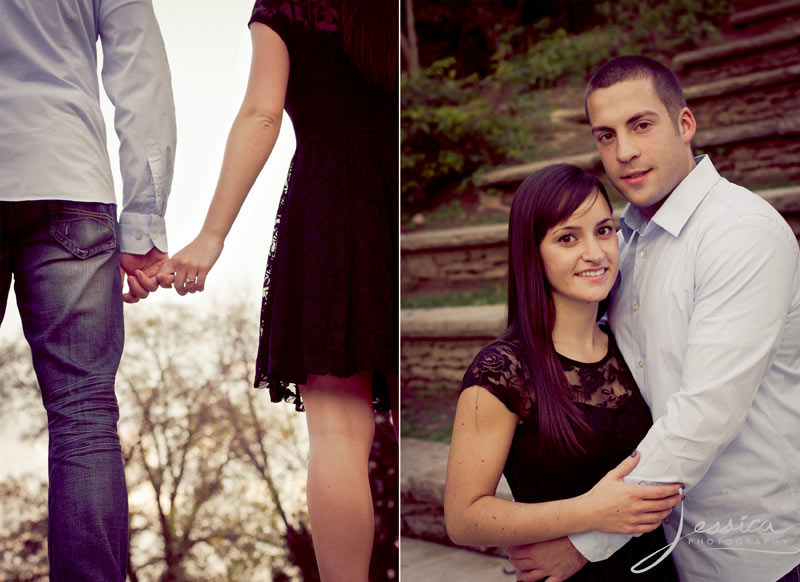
[585,55,687,128]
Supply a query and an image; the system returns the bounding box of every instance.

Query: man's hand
[506,537,588,582]
[120,247,170,303]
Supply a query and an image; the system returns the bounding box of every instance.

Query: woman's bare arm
[444,386,682,547]
[158,22,289,293]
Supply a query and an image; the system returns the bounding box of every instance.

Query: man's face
[586,77,696,219]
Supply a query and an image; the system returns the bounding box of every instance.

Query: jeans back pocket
[48,201,117,259]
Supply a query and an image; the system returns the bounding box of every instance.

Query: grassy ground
[401,285,507,309]
[400,382,457,443]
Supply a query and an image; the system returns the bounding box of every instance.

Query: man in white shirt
[0,0,176,579]
[507,56,800,581]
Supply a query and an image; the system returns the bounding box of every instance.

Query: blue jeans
[0,200,127,581]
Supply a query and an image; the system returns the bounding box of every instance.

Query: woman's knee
[302,372,376,449]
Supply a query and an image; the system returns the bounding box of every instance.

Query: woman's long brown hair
[501,164,611,455]
[339,0,398,92]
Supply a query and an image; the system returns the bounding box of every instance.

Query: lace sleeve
[461,341,534,419]
[249,0,292,45]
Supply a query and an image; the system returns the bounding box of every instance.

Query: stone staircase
[403,1,800,298]
[401,0,800,548]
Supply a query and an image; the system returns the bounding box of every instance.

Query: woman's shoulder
[464,339,524,378]
[461,339,533,416]
[250,0,338,34]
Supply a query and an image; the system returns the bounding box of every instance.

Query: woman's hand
[580,451,683,535]
[157,232,224,295]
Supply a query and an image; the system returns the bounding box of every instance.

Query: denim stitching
[48,204,117,259]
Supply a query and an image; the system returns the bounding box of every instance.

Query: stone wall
[701,137,800,186]
[401,305,505,396]
[402,338,491,391]
[676,27,800,85]
[402,243,507,294]
[691,81,800,128]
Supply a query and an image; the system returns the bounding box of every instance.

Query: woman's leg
[301,371,375,582]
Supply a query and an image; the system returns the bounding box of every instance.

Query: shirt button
[135,233,143,240]
[606,547,614,554]
[640,250,648,258]
[638,360,644,368]
[150,233,157,241]
[632,303,639,312]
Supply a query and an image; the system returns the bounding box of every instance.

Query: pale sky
[0,0,296,474]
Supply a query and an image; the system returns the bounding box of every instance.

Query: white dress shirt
[570,156,800,580]
[0,0,176,254]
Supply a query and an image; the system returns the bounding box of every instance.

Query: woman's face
[539,191,619,309]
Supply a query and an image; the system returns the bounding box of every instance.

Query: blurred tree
[0,476,48,582]
[0,300,398,582]
[401,0,420,78]
[118,303,302,582]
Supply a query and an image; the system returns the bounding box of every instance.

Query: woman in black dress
[158,1,397,580]
[444,165,681,581]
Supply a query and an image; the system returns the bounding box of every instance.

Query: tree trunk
[402,0,421,77]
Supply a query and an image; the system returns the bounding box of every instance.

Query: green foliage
[401,58,531,207]
[493,27,616,89]
[402,0,733,212]
[597,0,731,54]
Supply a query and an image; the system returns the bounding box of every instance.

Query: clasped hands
[506,453,683,581]
[121,233,224,303]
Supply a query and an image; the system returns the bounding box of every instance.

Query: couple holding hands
[2,0,395,581]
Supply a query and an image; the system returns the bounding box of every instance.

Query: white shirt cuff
[568,531,632,562]
[118,212,167,254]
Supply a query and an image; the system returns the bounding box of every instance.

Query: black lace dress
[249,0,397,411]
[461,329,678,581]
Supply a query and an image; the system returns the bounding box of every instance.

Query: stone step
[550,63,800,128]
[402,304,506,339]
[673,24,800,85]
[696,115,800,148]
[401,305,505,391]
[400,437,512,551]
[401,537,515,582]
[476,151,599,188]
[473,115,800,191]
[730,0,800,28]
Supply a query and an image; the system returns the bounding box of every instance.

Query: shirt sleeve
[571,213,799,562]
[98,0,176,254]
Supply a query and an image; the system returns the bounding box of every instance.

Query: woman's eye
[597,226,613,236]
[558,235,575,244]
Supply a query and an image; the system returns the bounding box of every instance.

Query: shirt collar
[619,155,720,241]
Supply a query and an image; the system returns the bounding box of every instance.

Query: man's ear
[678,106,696,144]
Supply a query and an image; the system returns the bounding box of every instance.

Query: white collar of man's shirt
[619,155,721,241]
